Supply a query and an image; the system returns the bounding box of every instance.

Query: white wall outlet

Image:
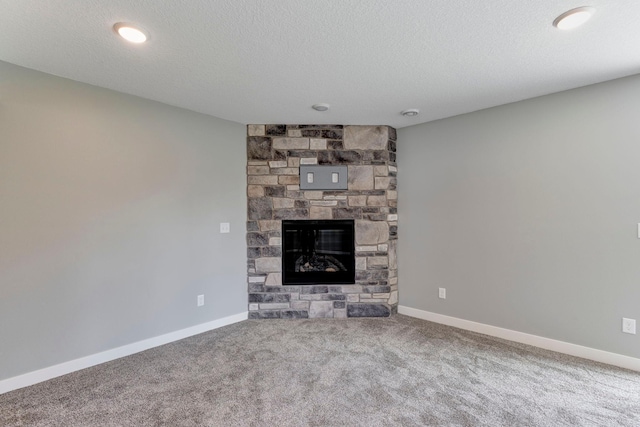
[438,288,446,299]
[622,318,636,334]
[220,222,230,233]
[197,294,205,307]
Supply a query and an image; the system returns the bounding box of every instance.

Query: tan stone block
[348,166,374,190]
[310,200,337,206]
[286,185,300,190]
[273,137,310,150]
[389,291,398,305]
[248,175,279,185]
[268,237,282,246]
[374,165,388,177]
[265,272,282,286]
[355,220,389,245]
[300,157,318,165]
[260,303,290,310]
[279,175,300,185]
[248,161,268,166]
[368,256,388,267]
[249,303,259,310]
[248,276,266,283]
[255,257,281,273]
[247,185,264,198]
[309,301,333,318]
[338,285,363,293]
[388,165,398,173]
[355,257,367,270]
[356,245,377,252]
[248,165,270,175]
[367,195,387,206]
[304,191,324,200]
[344,126,388,150]
[288,129,302,137]
[373,293,391,299]
[248,124,265,136]
[310,139,327,150]
[387,190,397,200]
[374,177,392,190]
[291,300,310,310]
[259,220,280,231]
[323,195,347,200]
[349,195,367,207]
[269,160,288,168]
[389,240,397,270]
[389,277,398,285]
[387,214,398,221]
[288,157,300,167]
[273,167,299,175]
[377,244,388,252]
[273,198,295,209]
[310,206,333,219]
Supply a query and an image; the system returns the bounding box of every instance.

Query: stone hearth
[246,124,398,319]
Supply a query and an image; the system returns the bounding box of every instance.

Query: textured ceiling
[1,0,639,128]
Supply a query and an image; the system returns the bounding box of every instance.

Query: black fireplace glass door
[282,220,355,285]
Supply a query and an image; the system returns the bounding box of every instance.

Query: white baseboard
[398,306,640,372]
[0,311,248,395]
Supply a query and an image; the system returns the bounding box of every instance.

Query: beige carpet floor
[1,314,639,426]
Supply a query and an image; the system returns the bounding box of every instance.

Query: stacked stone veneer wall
[246,124,398,319]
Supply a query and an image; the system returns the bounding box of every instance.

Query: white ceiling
[1,0,639,128]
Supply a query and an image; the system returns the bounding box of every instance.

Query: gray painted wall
[0,61,247,380]
[398,74,640,359]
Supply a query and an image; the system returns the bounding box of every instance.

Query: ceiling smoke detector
[553,7,595,30]
[401,109,419,117]
[312,103,330,111]
[113,23,148,43]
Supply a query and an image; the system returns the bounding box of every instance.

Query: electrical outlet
[438,288,446,299]
[622,318,636,334]
[220,223,230,233]
[197,294,205,307]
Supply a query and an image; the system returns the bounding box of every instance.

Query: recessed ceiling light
[312,103,330,111]
[401,109,419,117]
[553,7,595,30]
[113,23,148,43]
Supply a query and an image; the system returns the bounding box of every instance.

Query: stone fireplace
[246,125,398,319]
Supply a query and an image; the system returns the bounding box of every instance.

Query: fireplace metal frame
[281,219,355,285]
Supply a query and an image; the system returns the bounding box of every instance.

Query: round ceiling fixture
[553,7,595,30]
[401,109,419,117]
[113,23,148,43]
[312,103,330,111]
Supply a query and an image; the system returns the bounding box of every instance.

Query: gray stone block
[333,301,346,309]
[281,310,309,319]
[274,209,309,220]
[247,233,268,246]
[249,310,281,319]
[249,293,290,303]
[247,137,272,160]
[347,303,391,318]
[248,198,273,220]
[266,125,286,136]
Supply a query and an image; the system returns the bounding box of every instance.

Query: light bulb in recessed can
[553,7,595,30]
[401,109,419,117]
[312,103,330,111]
[114,23,148,43]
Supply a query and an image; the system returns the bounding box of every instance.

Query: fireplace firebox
[282,220,355,285]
